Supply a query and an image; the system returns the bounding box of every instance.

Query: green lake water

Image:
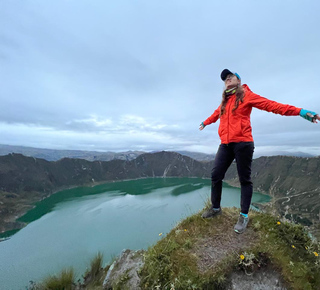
[0,177,270,290]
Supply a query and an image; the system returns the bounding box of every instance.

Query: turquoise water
[0,178,270,289]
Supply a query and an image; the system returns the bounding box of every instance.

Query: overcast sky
[1,0,320,157]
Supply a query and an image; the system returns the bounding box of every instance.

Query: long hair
[219,85,245,116]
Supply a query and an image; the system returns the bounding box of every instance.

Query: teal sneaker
[201,207,222,218]
[234,214,249,234]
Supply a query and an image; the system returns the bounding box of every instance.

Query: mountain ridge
[0,144,216,162]
[0,144,316,162]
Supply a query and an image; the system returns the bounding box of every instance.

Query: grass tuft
[42,268,75,290]
[82,252,106,288]
[87,252,104,279]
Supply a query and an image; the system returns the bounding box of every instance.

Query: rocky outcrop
[103,249,145,290]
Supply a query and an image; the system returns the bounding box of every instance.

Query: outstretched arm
[249,93,301,116]
[248,92,319,123]
[199,106,220,130]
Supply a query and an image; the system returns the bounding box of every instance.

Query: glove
[199,122,206,130]
[299,109,318,122]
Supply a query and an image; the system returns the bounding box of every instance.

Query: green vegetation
[87,252,104,279]
[83,252,107,288]
[43,268,75,290]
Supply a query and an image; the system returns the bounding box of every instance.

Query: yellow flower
[314,252,319,257]
[240,255,245,260]
[305,246,308,250]
[277,221,281,225]
[291,245,296,249]
[184,229,187,232]
[159,233,163,236]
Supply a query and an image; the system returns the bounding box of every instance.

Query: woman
[199,69,319,234]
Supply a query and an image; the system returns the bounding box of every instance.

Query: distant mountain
[1,144,315,163]
[0,144,144,162]
[0,152,319,239]
[254,150,315,158]
[177,151,214,161]
[0,144,216,162]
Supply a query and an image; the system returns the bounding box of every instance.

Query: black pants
[211,142,254,214]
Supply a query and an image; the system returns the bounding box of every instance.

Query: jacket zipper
[227,97,231,144]
[226,94,236,144]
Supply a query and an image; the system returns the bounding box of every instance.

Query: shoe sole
[201,210,222,219]
[234,224,248,234]
[234,229,245,234]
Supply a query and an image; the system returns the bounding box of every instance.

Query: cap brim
[221,69,233,81]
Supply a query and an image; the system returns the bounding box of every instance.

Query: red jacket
[203,84,301,144]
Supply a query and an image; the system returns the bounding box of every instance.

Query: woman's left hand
[313,114,320,123]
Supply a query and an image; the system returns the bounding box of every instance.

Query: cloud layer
[1,0,320,156]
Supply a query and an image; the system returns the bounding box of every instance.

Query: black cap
[220,69,241,81]
[220,69,233,81]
